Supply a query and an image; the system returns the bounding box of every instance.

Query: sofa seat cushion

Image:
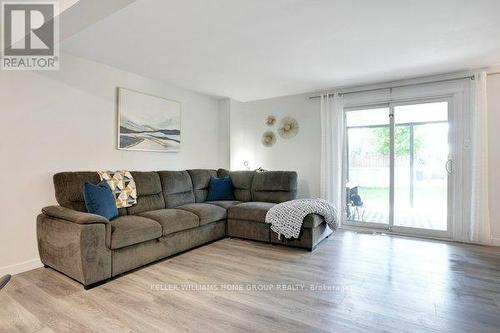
[177,203,227,226]
[139,209,200,235]
[228,202,275,223]
[206,201,241,209]
[110,216,162,249]
[303,214,325,228]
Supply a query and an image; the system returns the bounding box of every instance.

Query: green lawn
[355,186,447,208]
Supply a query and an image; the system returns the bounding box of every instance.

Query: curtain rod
[309,74,475,99]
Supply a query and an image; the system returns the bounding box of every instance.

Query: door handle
[445,159,453,174]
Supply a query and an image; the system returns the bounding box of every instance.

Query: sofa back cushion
[251,171,297,203]
[53,172,127,216]
[127,172,165,215]
[218,169,254,202]
[158,171,195,208]
[187,169,217,202]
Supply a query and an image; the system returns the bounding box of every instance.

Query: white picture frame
[117,87,181,152]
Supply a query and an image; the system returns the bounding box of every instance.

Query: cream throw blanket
[265,199,338,239]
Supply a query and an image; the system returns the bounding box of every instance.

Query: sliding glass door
[393,102,449,233]
[346,107,391,227]
[345,100,452,237]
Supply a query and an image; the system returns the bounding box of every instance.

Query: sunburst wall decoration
[265,115,276,126]
[261,131,276,147]
[278,116,299,139]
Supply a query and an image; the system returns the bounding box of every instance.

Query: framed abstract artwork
[117,87,181,152]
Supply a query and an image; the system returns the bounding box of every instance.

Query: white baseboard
[0,258,43,276]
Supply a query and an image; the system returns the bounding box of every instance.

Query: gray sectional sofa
[37,169,332,288]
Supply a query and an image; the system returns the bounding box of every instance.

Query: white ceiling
[62,0,500,101]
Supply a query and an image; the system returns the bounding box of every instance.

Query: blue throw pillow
[206,176,235,201]
[83,181,118,220]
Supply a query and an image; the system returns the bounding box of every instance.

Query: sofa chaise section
[222,169,332,249]
[227,202,275,242]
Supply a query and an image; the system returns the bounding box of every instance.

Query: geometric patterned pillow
[97,170,137,208]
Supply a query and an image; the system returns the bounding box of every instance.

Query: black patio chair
[348,187,365,221]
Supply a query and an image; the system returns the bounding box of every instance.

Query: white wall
[0,53,227,274]
[217,99,231,168]
[229,75,500,243]
[229,94,321,198]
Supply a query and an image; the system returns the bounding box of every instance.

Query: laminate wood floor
[2,230,500,333]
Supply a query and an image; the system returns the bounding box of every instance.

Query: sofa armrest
[42,205,109,224]
[37,214,112,286]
